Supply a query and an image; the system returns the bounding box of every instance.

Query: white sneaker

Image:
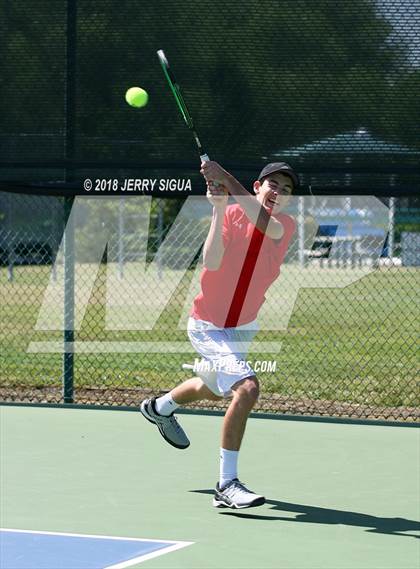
[213,479,265,509]
[140,397,190,449]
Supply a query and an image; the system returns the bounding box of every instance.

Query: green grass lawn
[1,263,419,411]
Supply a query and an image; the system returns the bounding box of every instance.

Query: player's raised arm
[202,181,228,270]
[200,161,284,240]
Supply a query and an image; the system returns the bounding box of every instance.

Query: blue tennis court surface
[0,529,193,569]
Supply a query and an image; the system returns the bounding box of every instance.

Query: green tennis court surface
[1,406,419,569]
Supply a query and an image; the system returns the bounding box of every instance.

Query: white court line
[104,542,194,569]
[0,528,194,568]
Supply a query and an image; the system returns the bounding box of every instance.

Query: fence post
[63,196,75,403]
[63,0,77,403]
[388,197,395,259]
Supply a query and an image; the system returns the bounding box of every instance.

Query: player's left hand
[200,161,230,186]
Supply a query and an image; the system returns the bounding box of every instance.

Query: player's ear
[253,180,261,195]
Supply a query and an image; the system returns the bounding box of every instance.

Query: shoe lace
[154,406,184,436]
[168,415,184,434]
[225,479,253,498]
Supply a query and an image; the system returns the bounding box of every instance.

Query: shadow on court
[191,490,420,539]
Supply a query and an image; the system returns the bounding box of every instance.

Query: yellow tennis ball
[125,87,148,108]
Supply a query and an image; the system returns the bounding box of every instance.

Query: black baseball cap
[258,162,299,189]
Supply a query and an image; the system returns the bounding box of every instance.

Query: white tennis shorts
[187,317,258,398]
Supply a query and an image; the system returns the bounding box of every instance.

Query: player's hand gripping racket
[157,49,219,187]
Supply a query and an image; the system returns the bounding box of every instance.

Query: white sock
[155,393,180,416]
[219,448,239,489]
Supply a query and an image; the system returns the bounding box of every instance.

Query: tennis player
[141,161,298,509]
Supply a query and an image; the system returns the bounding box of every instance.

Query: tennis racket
[157,49,211,164]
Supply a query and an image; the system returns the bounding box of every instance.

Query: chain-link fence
[1,190,418,421]
[1,0,419,420]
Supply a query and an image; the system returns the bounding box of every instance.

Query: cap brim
[259,170,298,188]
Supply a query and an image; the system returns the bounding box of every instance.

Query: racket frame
[157,49,210,163]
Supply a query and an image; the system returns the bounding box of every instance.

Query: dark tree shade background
[0,0,419,191]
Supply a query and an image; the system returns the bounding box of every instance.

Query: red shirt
[191,203,296,327]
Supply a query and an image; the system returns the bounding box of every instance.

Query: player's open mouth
[266,197,278,207]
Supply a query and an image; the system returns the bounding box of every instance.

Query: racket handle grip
[200,153,220,187]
